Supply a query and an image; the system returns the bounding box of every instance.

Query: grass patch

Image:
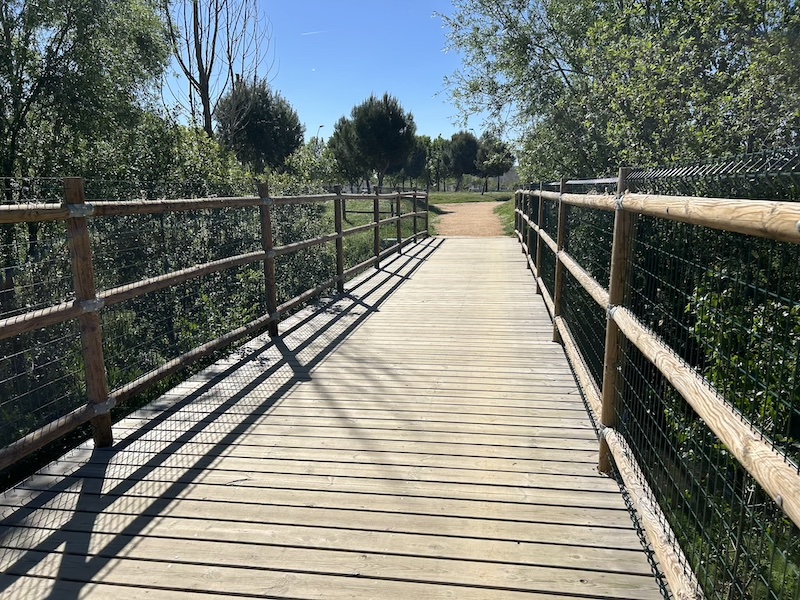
[428,191,513,205]
[494,199,516,236]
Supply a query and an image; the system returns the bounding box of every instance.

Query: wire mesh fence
[516,145,800,600]
[0,178,429,488]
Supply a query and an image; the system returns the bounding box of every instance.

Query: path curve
[435,201,505,237]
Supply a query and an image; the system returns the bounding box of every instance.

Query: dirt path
[434,201,505,237]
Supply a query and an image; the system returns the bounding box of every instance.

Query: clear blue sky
[263,1,488,142]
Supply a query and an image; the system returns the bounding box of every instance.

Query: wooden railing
[515,173,800,599]
[0,180,428,470]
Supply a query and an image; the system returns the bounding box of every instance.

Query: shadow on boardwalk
[0,239,442,600]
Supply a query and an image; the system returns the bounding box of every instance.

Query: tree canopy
[333,94,417,190]
[0,0,169,179]
[476,132,514,192]
[442,0,800,181]
[216,79,304,173]
[447,131,480,190]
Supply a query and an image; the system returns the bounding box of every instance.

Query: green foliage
[216,79,304,173]
[447,131,480,190]
[493,199,516,236]
[332,94,417,190]
[477,132,515,192]
[442,0,800,180]
[0,0,170,178]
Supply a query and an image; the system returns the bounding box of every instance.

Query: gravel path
[435,201,505,237]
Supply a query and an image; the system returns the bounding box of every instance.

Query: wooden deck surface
[0,237,662,599]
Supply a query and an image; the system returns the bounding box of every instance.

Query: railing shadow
[0,238,444,598]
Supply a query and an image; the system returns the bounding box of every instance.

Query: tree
[476,132,515,192]
[163,0,272,137]
[427,136,451,191]
[349,94,417,191]
[441,0,800,181]
[329,117,370,192]
[392,136,427,190]
[0,0,169,179]
[447,131,479,191]
[216,79,304,173]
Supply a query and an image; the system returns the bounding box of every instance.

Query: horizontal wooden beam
[603,428,703,600]
[0,403,96,471]
[561,193,617,212]
[101,251,266,307]
[0,203,70,223]
[111,311,277,405]
[557,250,610,309]
[0,301,85,341]
[274,232,339,256]
[612,305,800,529]
[621,193,800,244]
[554,316,602,419]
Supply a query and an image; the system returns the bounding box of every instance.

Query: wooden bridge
[2,175,799,599]
[0,237,662,599]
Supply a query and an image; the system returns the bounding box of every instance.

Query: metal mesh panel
[564,203,614,288]
[101,264,264,392]
[628,216,800,466]
[561,270,606,389]
[627,146,800,201]
[615,343,800,599]
[0,321,84,446]
[538,198,558,296]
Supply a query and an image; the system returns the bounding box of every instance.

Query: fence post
[552,178,568,342]
[63,178,113,448]
[423,191,430,236]
[412,190,418,238]
[395,189,402,251]
[373,190,381,268]
[526,192,535,271]
[535,182,545,295]
[514,191,520,242]
[599,167,633,474]
[258,182,279,337]
[334,185,345,294]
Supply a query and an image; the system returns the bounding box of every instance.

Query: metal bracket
[91,397,117,416]
[796,220,800,234]
[79,298,105,313]
[615,195,624,210]
[260,197,274,206]
[269,311,281,321]
[606,305,617,319]
[265,250,276,259]
[67,204,95,218]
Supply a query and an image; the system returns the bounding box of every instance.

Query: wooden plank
[0,237,661,599]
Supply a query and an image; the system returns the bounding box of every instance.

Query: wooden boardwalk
[0,238,662,599]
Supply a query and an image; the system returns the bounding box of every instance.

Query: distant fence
[0,180,428,472]
[516,149,800,599]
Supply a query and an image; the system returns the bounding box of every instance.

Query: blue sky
[263,1,487,141]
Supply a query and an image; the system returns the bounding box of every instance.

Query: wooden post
[526,192,535,267]
[63,178,113,448]
[258,182,279,337]
[514,191,520,240]
[373,190,381,268]
[334,186,345,294]
[599,167,633,474]
[396,191,402,251]
[423,192,430,236]
[552,178,568,342]
[535,183,545,295]
[412,190,418,237]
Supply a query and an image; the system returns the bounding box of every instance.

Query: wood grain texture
[612,305,800,529]
[0,237,660,599]
[604,428,704,600]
